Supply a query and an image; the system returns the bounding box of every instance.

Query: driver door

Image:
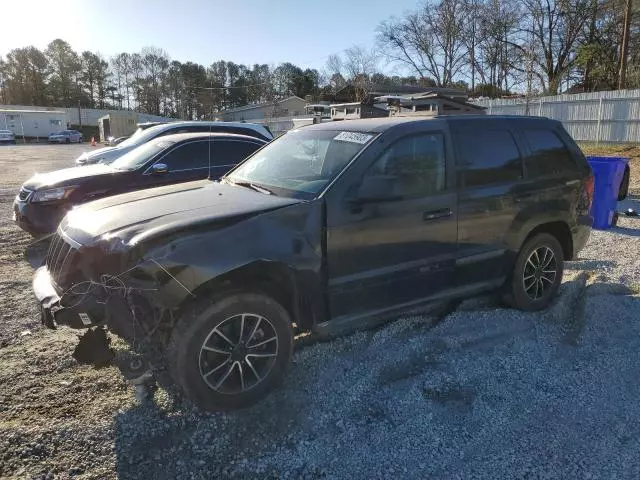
[140,140,211,189]
[326,131,458,319]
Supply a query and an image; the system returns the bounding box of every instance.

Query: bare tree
[462,0,482,92]
[518,0,591,94]
[326,54,343,78]
[377,0,469,87]
[323,54,346,92]
[342,45,378,101]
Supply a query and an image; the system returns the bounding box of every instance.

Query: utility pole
[618,0,632,90]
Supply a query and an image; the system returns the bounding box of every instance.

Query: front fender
[125,200,325,314]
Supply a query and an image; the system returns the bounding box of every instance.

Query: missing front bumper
[33,266,105,329]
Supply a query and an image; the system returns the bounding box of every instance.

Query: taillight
[583,174,595,210]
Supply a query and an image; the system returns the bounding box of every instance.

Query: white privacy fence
[474,89,640,143]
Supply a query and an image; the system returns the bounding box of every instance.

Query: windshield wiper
[225,179,273,195]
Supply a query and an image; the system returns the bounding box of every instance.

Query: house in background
[379,90,486,117]
[324,84,469,105]
[330,102,388,121]
[220,96,307,122]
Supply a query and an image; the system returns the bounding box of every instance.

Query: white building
[98,111,139,142]
[0,109,69,138]
[220,96,307,122]
[0,104,173,127]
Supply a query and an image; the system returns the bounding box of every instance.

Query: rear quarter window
[522,129,575,177]
[455,129,522,187]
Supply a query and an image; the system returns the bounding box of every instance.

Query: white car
[74,121,273,166]
[0,130,16,144]
[49,130,83,144]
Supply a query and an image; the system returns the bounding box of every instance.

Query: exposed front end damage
[33,197,326,398]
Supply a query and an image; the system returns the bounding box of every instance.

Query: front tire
[167,292,293,411]
[504,233,564,311]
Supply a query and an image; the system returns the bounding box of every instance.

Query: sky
[0,0,421,71]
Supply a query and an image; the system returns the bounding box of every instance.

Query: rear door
[453,124,524,286]
[515,126,585,226]
[208,139,264,178]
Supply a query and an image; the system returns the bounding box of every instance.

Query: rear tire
[504,233,564,311]
[167,292,293,411]
[65,138,70,144]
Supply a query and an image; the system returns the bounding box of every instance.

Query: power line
[183,82,270,91]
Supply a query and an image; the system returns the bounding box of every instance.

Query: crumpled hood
[23,164,117,189]
[61,180,301,245]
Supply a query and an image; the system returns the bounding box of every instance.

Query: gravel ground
[1,144,640,479]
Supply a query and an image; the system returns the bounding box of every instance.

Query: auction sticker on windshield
[334,131,373,144]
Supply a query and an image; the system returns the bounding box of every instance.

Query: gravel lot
[1,144,640,479]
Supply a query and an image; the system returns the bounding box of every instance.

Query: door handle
[514,192,536,203]
[423,208,452,221]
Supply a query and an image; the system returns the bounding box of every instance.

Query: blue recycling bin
[586,156,629,230]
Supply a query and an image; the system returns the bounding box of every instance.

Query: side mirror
[352,175,401,204]
[151,163,168,175]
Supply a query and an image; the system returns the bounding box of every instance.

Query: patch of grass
[579,143,640,169]
[628,283,640,295]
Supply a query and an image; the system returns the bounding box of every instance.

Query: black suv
[33,116,593,410]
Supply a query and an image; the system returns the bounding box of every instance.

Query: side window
[365,132,446,197]
[455,129,522,187]
[523,129,575,177]
[210,140,262,166]
[158,141,209,171]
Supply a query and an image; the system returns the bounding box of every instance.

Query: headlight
[32,187,75,203]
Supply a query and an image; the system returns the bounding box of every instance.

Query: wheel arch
[177,260,321,332]
[518,220,573,261]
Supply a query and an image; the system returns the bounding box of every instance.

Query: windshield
[109,139,175,170]
[225,129,376,199]
[116,124,166,148]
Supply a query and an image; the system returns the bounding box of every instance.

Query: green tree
[0,47,49,105]
[45,39,81,106]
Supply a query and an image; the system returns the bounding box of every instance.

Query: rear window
[159,140,210,171]
[455,129,522,187]
[523,129,575,177]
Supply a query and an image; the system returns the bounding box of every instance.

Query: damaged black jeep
[33,116,593,410]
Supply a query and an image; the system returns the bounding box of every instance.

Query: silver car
[48,130,83,144]
[0,130,16,144]
[74,121,273,165]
